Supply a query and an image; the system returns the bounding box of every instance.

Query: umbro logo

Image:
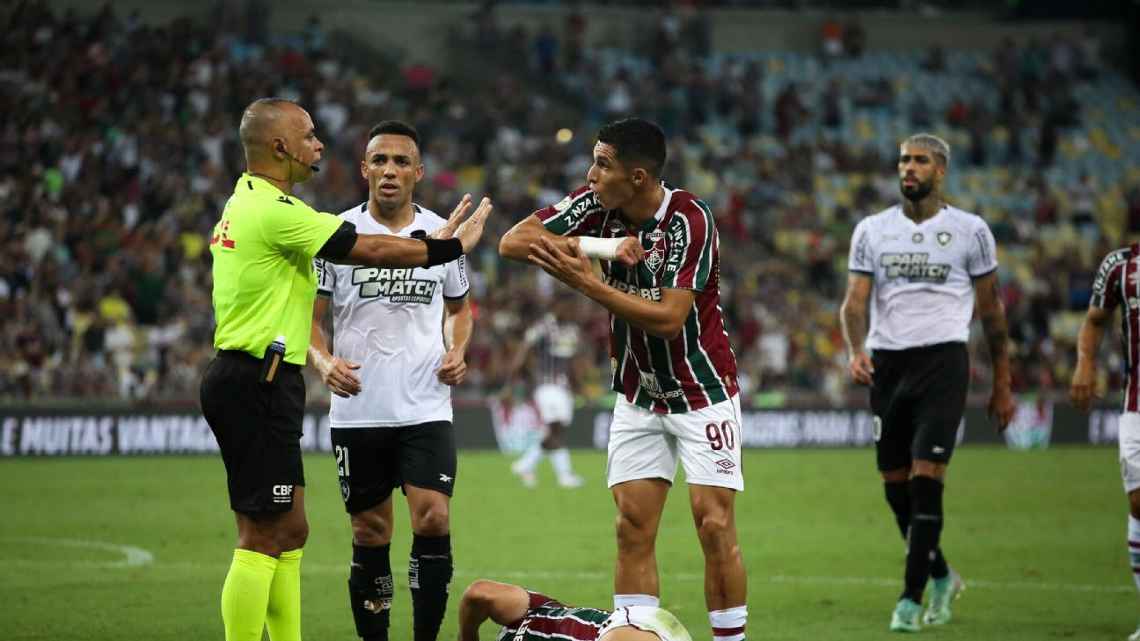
[439,473,453,484]
[714,459,735,475]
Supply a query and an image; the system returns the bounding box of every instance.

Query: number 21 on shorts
[335,445,351,477]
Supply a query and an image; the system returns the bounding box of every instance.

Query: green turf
[0,446,1131,640]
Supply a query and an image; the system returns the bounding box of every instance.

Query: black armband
[423,237,463,266]
[316,221,358,260]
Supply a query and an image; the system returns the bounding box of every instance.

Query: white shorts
[1121,413,1140,493]
[534,383,574,426]
[606,394,744,491]
[599,605,693,641]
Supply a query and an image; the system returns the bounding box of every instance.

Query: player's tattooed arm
[527,236,691,338]
[499,216,580,262]
[1070,305,1111,412]
[840,273,874,385]
[974,271,1015,429]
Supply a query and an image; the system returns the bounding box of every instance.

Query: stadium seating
[2,3,1137,408]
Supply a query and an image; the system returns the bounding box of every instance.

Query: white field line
[5,537,154,567]
[0,539,1130,595]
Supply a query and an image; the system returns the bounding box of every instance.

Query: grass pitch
[0,446,1130,640]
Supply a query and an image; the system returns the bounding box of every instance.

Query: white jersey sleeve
[315,257,336,296]
[848,217,876,275]
[443,255,469,299]
[966,218,999,277]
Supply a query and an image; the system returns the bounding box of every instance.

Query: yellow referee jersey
[209,173,342,365]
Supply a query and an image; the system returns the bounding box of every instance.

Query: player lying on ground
[457,579,692,641]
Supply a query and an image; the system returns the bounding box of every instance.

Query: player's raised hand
[847,351,874,386]
[1069,364,1101,413]
[988,385,1016,432]
[455,196,493,253]
[318,355,362,398]
[437,349,468,386]
[528,235,596,291]
[615,237,645,267]
[431,193,473,240]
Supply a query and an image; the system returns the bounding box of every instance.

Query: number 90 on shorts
[606,394,744,491]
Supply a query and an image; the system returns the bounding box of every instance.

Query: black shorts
[331,422,457,514]
[199,350,306,515]
[870,342,968,471]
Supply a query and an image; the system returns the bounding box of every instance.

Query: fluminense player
[505,299,585,488]
[840,133,1015,632]
[500,118,748,641]
[1071,241,1140,641]
[457,579,693,641]
[310,121,481,641]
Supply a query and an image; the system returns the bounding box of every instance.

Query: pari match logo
[351,267,437,304]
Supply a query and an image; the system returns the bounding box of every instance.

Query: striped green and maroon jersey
[535,184,739,414]
[496,592,611,641]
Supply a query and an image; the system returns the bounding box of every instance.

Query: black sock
[902,476,944,604]
[349,543,393,641]
[410,534,453,641]
[885,480,950,581]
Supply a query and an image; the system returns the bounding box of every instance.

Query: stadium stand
[1,1,1138,409]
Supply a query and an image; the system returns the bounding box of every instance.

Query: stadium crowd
[1,1,1138,406]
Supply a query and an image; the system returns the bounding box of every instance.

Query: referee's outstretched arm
[322,195,493,268]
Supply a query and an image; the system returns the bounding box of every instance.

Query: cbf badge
[644,229,667,273]
[340,479,351,502]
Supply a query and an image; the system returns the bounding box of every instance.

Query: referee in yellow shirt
[200,97,492,641]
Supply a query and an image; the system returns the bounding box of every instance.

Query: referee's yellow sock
[221,548,278,641]
[266,548,304,641]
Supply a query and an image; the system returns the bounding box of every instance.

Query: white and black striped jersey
[848,204,998,351]
[314,203,468,427]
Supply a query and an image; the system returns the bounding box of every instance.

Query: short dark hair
[597,118,666,177]
[368,120,420,147]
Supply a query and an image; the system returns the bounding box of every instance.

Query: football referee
[199,97,492,641]
[840,133,1015,632]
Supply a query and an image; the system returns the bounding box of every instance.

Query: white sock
[710,605,748,641]
[613,594,659,609]
[550,448,574,477]
[1129,515,1140,594]
[514,444,543,473]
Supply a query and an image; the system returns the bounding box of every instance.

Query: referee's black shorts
[870,341,969,472]
[200,350,306,515]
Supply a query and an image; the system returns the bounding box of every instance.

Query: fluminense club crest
[644,229,667,273]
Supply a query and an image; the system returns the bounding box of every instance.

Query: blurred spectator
[921,44,947,73]
[820,17,844,60]
[775,83,808,140]
[843,18,866,58]
[535,24,558,74]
